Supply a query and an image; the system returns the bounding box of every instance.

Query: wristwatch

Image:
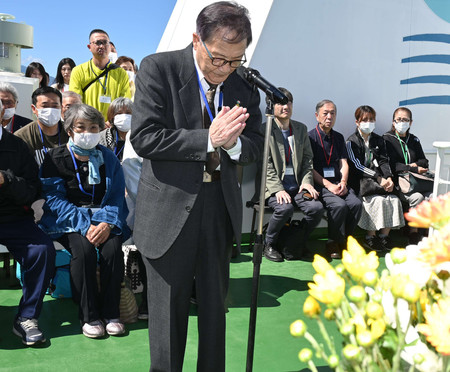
[108,223,115,230]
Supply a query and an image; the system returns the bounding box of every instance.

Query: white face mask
[109,52,118,63]
[37,108,61,127]
[359,121,375,134]
[73,132,100,150]
[3,107,15,120]
[126,70,135,83]
[394,121,410,135]
[114,113,132,132]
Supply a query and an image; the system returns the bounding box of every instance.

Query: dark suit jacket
[5,114,32,133]
[130,44,263,259]
[264,119,314,199]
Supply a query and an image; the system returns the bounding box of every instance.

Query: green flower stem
[444,355,450,372]
[305,332,328,361]
[317,317,336,355]
[407,364,416,372]
[307,360,319,372]
[373,343,390,372]
[392,298,413,372]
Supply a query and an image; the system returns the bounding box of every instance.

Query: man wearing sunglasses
[69,29,131,120]
[131,2,263,371]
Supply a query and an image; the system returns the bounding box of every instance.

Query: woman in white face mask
[116,56,136,100]
[383,107,431,244]
[99,97,133,162]
[39,103,130,339]
[346,105,404,252]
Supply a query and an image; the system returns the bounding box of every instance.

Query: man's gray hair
[62,91,82,103]
[315,99,336,114]
[0,82,19,103]
[63,103,105,133]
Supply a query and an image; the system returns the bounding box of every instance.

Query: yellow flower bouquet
[291,192,450,372]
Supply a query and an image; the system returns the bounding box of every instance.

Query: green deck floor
[0,229,408,371]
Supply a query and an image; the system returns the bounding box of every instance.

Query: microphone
[237,67,288,105]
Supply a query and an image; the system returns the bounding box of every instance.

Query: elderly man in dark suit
[130,2,263,371]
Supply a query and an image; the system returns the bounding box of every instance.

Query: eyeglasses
[394,118,410,123]
[90,40,110,47]
[202,41,246,68]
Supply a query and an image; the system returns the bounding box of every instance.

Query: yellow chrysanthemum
[312,254,334,275]
[308,269,345,307]
[368,318,386,340]
[417,224,450,268]
[342,236,379,281]
[404,192,450,229]
[303,296,321,318]
[417,297,450,355]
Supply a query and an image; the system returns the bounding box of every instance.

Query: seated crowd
[0,30,431,347]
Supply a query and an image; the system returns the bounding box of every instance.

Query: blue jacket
[39,145,130,240]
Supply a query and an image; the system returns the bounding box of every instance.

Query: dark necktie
[204,85,220,174]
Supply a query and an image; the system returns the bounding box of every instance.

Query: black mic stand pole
[246,98,275,372]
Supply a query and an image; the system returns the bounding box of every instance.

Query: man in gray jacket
[264,88,324,262]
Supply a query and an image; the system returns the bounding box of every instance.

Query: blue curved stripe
[399,96,450,105]
[402,55,450,64]
[403,34,450,43]
[400,75,450,85]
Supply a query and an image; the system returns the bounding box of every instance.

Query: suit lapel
[179,45,203,130]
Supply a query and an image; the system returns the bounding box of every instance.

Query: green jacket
[264,118,314,199]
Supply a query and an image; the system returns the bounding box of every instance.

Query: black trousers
[266,191,324,245]
[0,217,55,319]
[58,233,124,323]
[144,181,233,372]
[320,187,363,244]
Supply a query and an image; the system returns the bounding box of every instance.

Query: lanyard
[316,125,334,166]
[284,125,293,164]
[90,59,109,94]
[9,116,14,133]
[114,131,124,157]
[68,146,95,201]
[395,132,409,164]
[38,124,61,154]
[196,70,223,122]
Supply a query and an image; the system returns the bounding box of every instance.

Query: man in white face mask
[15,86,69,166]
[0,82,32,133]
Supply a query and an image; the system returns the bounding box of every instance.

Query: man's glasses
[394,118,410,123]
[90,40,110,47]
[202,41,246,68]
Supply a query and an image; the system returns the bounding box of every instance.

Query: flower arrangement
[290,192,450,372]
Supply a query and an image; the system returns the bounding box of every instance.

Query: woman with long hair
[51,58,76,92]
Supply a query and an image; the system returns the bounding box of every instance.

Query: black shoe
[13,316,46,346]
[326,241,342,260]
[138,300,148,320]
[379,236,393,251]
[363,236,382,253]
[409,232,422,245]
[263,245,284,262]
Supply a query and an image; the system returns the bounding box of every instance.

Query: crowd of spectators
[0,27,431,348]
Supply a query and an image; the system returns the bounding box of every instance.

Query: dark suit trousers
[0,217,55,319]
[265,192,324,245]
[143,181,233,372]
[320,187,363,244]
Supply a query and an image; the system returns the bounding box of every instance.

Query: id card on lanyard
[316,126,335,179]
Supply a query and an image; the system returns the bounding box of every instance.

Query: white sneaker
[105,319,125,336]
[82,320,105,338]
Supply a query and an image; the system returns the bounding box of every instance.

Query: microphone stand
[246,99,274,372]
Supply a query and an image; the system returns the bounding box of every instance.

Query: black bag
[359,177,387,197]
[82,63,119,92]
[276,219,305,260]
[398,171,434,194]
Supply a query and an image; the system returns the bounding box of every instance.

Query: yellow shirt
[69,59,131,119]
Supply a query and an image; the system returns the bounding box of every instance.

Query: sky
[1,0,177,80]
